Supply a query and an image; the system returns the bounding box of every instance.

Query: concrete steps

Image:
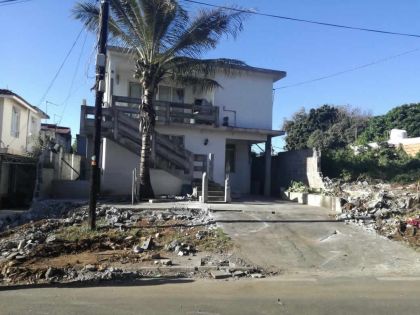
[194,179,225,202]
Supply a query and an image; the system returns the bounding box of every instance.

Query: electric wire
[0,0,33,7]
[37,27,85,108]
[182,0,420,39]
[57,30,89,126]
[274,47,420,90]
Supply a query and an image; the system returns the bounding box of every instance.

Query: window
[158,85,172,102]
[225,144,236,173]
[173,88,185,103]
[157,85,185,103]
[11,106,20,138]
[129,82,142,100]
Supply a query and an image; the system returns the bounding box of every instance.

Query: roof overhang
[107,46,287,82]
[1,94,49,119]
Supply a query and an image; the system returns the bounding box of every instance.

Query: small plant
[287,181,309,193]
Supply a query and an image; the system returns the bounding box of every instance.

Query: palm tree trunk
[138,86,155,200]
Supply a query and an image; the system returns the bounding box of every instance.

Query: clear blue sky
[1,0,420,151]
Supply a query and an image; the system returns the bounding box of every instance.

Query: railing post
[225,174,231,203]
[151,134,156,167]
[208,153,214,182]
[201,172,208,203]
[113,110,119,141]
[165,102,170,124]
[214,106,220,127]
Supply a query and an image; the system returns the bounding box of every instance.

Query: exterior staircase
[81,105,196,181]
[193,179,225,203]
[80,102,225,202]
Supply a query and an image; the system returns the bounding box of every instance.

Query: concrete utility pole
[88,0,109,230]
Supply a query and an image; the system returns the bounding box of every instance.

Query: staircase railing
[81,104,196,181]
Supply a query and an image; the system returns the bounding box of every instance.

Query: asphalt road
[210,200,420,277]
[1,277,420,315]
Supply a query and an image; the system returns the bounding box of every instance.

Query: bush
[287,181,309,193]
[322,145,420,184]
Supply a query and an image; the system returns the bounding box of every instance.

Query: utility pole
[88,0,109,230]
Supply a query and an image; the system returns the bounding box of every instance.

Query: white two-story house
[79,47,286,199]
[0,89,48,208]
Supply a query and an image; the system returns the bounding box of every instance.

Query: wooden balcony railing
[111,95,219,126]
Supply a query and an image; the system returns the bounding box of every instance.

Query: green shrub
[322,146,420,184]
[287,181,309,193]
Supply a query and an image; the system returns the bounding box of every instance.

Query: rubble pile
[0,202,256,285]
[325,179,420,248]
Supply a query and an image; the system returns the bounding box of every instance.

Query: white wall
[214,71,274,130]
[101,138,183,196]
[157,125,266,188]
[0,97,41,155]
[106,50,277,131]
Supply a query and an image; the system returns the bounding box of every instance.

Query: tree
[358,103,420,144]
[283,105,370,150]
[73,0,246,199]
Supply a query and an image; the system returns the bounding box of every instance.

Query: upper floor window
[129,82,142,99]
[11,106,20,138]
[129,83,185,104]
[157,85,184,103]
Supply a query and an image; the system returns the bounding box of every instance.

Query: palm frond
[168,74,221,92]
[163,8,246,59]
[166,57,247,78]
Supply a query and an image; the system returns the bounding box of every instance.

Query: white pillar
[224,175,231,203]
[201,172,208,203]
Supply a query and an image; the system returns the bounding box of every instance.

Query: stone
[141,236,152,251]
[195,230,207,240]
[250,273,265,279]
[45,235,57,244]
[233,270,245,277]
[84,264,97,272]
[133,245,144,254]
[17,240,25,250]
[160,259,172,266]
[210,270,231,279]
[45,267,60,279]
[6,252,18,260]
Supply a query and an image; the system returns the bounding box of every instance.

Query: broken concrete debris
[0,201,263,285]
[324,178,420,247]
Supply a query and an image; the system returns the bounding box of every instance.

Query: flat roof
[107,46,286,82]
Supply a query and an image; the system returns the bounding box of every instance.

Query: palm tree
[73,0,246,199]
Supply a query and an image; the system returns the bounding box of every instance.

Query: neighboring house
[388,129,420,157]
[0,89,48,208]
[40,123,72,153]
[79,47,286,199]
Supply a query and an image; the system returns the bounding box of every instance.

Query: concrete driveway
[209,199,420,277]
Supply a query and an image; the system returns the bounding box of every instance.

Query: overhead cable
[183,0,420,39]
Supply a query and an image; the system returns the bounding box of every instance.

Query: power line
[0,0,33,7]
[182,0,420,39]
[37,27,85,107]
[57,30,89,126]
[5,27,84,149]
[274,47,420,90]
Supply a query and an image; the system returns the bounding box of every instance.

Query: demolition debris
[0,201,260,286]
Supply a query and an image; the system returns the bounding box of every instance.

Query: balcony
[111,95,219,126]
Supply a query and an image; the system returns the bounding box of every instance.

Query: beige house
[0,89,48,208]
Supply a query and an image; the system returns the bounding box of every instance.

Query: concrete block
[211,270,231,279]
